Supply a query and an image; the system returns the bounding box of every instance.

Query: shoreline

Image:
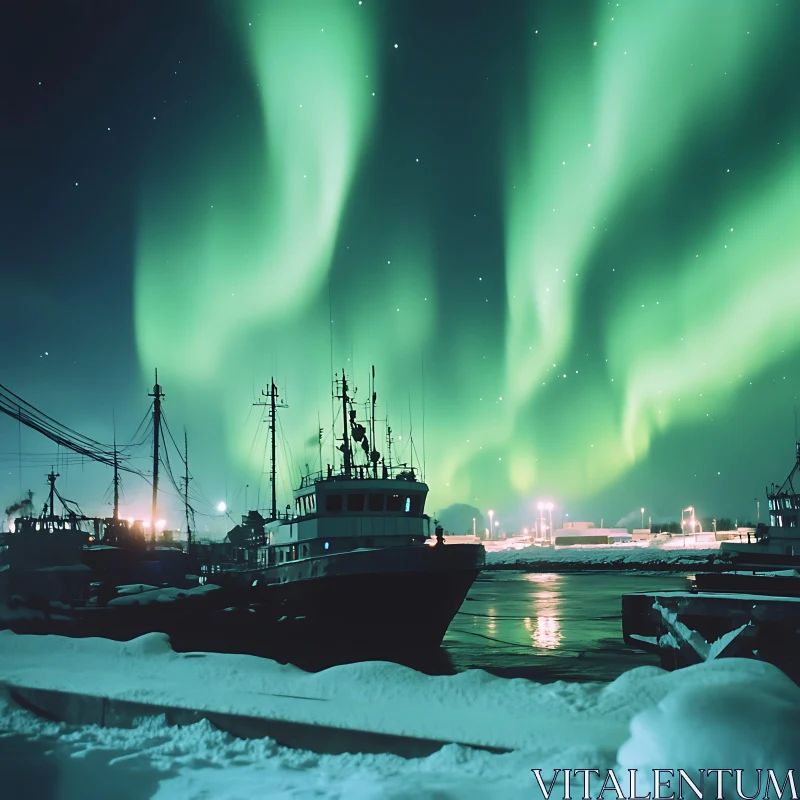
[483,546,728,573]
[481,559,730,573]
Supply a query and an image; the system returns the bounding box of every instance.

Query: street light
[640,507,645,529]
[488,509,494,540]
[217,501,227,513]
[546,502,553,542]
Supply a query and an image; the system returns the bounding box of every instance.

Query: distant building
[562,521,595,529]
[553,527,631,546]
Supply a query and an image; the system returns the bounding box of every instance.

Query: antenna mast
[184,430,192,552]
[149,370,164,539]
[408,393,414,475]
[317,410,323,473]
[421,350,426,481]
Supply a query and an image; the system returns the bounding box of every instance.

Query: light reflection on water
[446,572,692,680]
[474,575,565,649]
[523,573,559,583]
[527,574,563,649]
[532,615,561,649]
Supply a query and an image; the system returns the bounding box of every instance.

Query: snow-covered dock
[1,632,799,797]
[622,586,800,679]
[0,631,629,755]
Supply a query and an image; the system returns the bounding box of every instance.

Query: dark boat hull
[1,544,484,669]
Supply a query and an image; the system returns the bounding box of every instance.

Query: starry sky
[2,0,800,533]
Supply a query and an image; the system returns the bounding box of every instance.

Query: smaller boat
[719,442,800,567]
[621,440,800,680]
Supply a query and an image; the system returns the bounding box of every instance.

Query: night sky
[2,0,799,533]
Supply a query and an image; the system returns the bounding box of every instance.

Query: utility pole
[46,468,59,523]
[149,370,164,541]
[184,430,192,553]
[112,437,120,520]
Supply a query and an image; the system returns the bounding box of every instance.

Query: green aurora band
[501,2,798,500]
[134,1,800,517]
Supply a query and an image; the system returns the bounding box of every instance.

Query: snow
[1,634,798,798]
[108,583,221,606]
[618,664,799,788]
[114,584,159,596]
[651,590,800,603]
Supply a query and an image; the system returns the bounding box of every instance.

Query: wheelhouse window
[368,493,384,512]
[408,494,422,515]
[387,493,403,512]
[347,493,365,511]
[325,494,343,512]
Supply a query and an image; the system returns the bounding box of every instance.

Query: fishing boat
[207,370,485,663]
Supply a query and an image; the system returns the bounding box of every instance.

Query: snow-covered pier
[2,632,799,796]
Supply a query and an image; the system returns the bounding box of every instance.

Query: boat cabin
[264,472,431,566]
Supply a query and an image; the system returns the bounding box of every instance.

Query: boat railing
[299,464,418,489]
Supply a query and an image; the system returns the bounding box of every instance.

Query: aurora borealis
[2,0,800,530]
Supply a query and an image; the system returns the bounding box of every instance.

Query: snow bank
[486,545,721,569]
[619,661,800,795]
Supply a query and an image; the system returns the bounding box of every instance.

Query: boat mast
[184,429,192,552]
[270,379,277,519]
[149,369,164,539]
[371,366,377,479]
[339,370,352,477]
[255,379,287,521]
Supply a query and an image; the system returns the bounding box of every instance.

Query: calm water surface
[443,571,691,681]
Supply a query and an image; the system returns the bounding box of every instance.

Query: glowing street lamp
[217,501,227,513]
[488,509,494,539]
[640,507,645,529]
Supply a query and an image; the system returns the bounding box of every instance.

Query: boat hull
[210,543,485,665]
[1,544,484,669]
